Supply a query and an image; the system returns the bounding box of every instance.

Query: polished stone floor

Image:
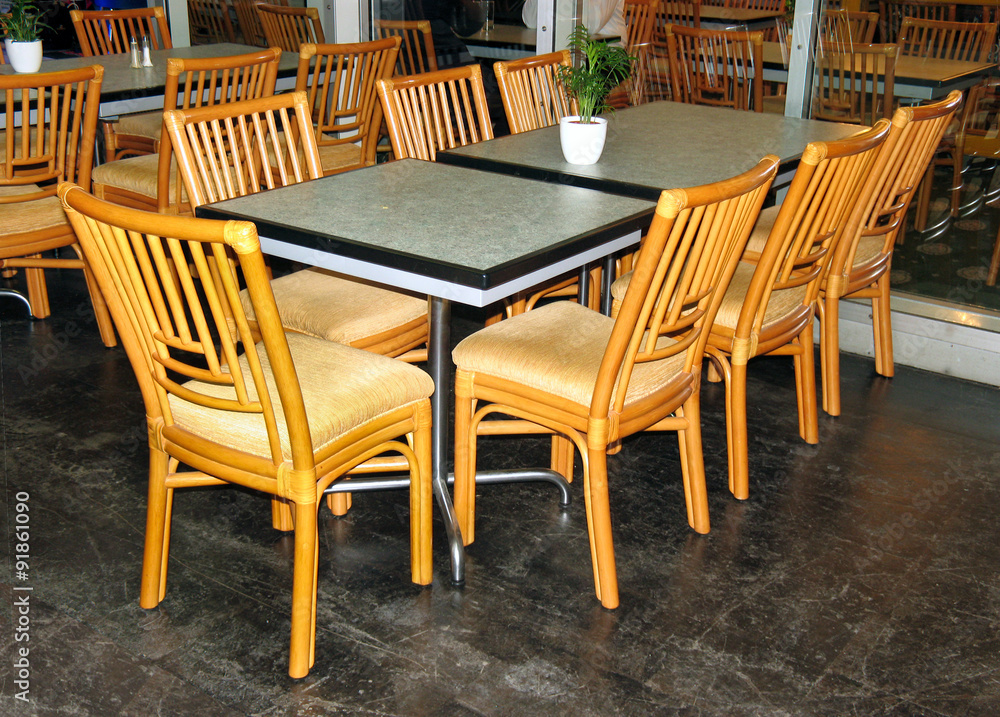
[1,266,999,716]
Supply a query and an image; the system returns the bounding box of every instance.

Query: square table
[197,159,656,584]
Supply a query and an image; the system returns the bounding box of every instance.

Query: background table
[197,159,656,584]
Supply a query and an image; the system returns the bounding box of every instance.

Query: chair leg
[676,394,710,535]
[584,445,619,609]
[25,265,50,319]
[452,371,477,546]
[79,255,117,348]
[988,223,1000,286]
[551,434,575,481]
[325,492,352,516]
[271,497,295,531]
[793,323,819,445]
[410,403,433,586]
[819,294,843,417]
[140,448,171,609]
[288,500,318,679]
[911,163,935,237]
[871,274,894,378]
[726,358,750,501]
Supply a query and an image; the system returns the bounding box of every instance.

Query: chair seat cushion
[852,234,883,267]
[113,110,163,141]
[712,260,809,332]
[242,268,428,345]
[318,142,363,173]
[0,185,67,235]
[169,332,434,460]
[91,153,181,203]
[745,204,779,255]
[453,301,687,409]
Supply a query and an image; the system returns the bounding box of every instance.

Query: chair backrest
[822,9,880,47]
[666,25,764,112]
[827,91,962,289]
[656,1,701,32]
[727,0,784,10]
[1,66,103,202]
[188,0,237,45]
[955,76,1000,161]
[374,19,439,75]
[163,92,324,210]
[624,0,658,51]
[70,7,172,56]
[895,17,997,61]
[233,0,285,46]
[376,64,494,162]
[812,43,897,126]
[256,3,325,52]
[155,48,282,212]
[879,0,955,44]
[727,121,891,349]
[295,38,401,170]
[597,155,778,419]
[494,51,577,134]
[59,183,314,471]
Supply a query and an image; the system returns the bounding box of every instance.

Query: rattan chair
[452,156,778,609]
[91,48,282,214]
[895,17,997,61]
[294,38,400,175]
[822,9,879,47]
[0,65,116,347]
[374,19,439,75]
[256,2,325,51]
[70,7,173,163]
[188,0,237,44]
[233,0,284,46]
[879,0,955,44]
[819,91,963,417]
[656,0,701,30]
[59,182,434,680]
[666,25,764,112]
[812,43,897,126]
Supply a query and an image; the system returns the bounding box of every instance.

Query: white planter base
[4,39,43,73]
[559,116,608,165]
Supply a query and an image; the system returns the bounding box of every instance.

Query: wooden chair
[295,38,401,175]
[951,77,1000,284]
[376,64,493,162]
[624,0,658,51]
[665,25,764,112]
[818,91,962,417]
[656,0,701,31]
[895,17,997,61]
[91,48,282,215]
[494,50,576,135]
[233,0,284,46]
[59,181,434,680]
[878,0,955,44]
[822,9,879,47]
[70,7,172,56]
[70,7,174,163]
[163,91,429,363]
[374,19,439,75]
[728,0,783,9]
[452,156,779,609]
[0,65,116,348]
[188,0,237,45]
[256,3,325,52]
[812,43,897,126]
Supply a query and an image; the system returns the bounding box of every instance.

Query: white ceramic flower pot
[4,39,43,74]
[559,116,608,166]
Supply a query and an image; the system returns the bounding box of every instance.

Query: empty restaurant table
[196,158,656,584]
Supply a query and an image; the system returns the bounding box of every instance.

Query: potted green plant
[557,25,633,165]
[1,0,49,73]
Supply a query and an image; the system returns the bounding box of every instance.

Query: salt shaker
[129,37,142,69]
[141,36,153,68]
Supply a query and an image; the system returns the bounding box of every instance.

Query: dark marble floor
[1,266,999,716]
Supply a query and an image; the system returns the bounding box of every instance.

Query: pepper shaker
[129,37,142,69]
[141,36,153,68]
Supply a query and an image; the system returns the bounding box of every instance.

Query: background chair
[59,182,434,680]
[451,156,778,609]
[374,19,439,75]
[819,91,963,417]
[91,48,281,214]
[0,65,115,347]
[822,9,879,47]
[878,0,955,44]
[812,43,897,126]
[188,0,237,44]
[295,38,400,175]
[657,0,701,30]
[895,17,997,61]
[71,7,173,163]
[256,3,325,51]
[233,0,283,46]
[666,25,764,112]
[494,51,576,136]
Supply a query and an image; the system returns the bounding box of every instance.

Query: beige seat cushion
[744,204,779,255]
[852,234,883,267]
[453,301,687,409]
[712,260,809,332]
[318,142,363,173]
[168,332,434,460]
[91,153,182,204]
[113,110,164,142]
[0,185,68,235]
[242,268,428,345]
